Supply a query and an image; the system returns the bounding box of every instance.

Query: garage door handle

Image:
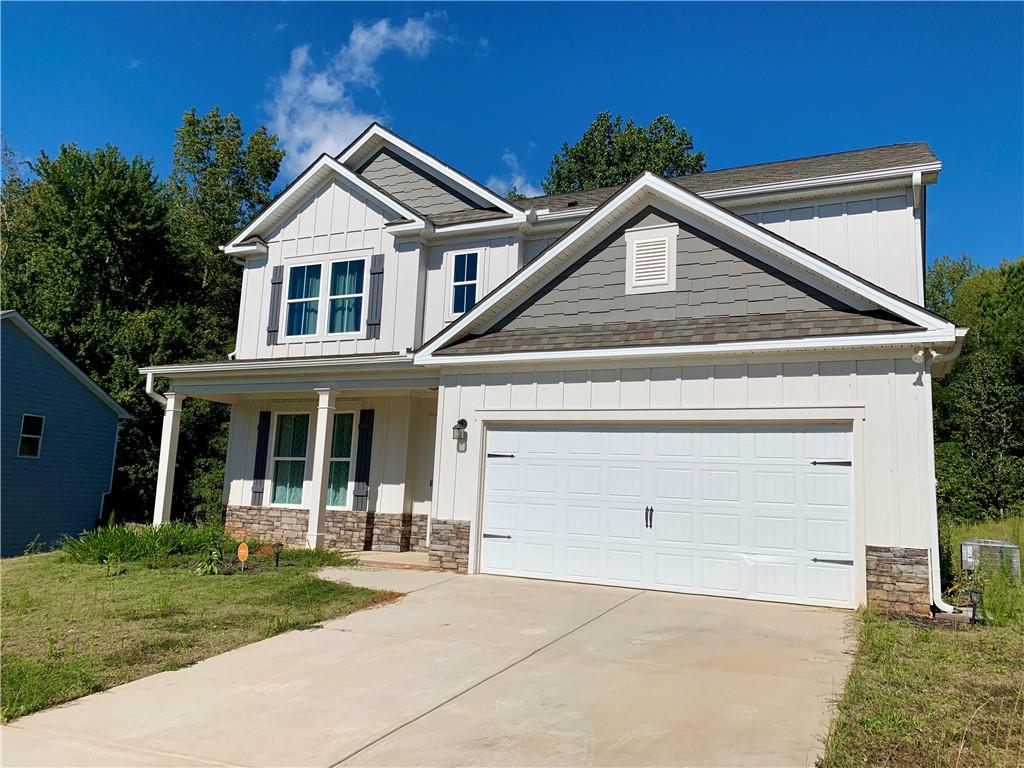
[811,557,854,565]
[483,533,512,540]
[487,453,515,458]
[644,506,653,529]
[811,460,851,466]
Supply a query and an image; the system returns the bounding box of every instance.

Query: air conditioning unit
[961,539,1021,578]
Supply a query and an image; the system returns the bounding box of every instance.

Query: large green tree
[0,109,284,523]
[928,255,1024,522]
[542,112,705,195]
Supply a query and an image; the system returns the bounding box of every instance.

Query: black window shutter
[365,254,385,340]
[250,411,272,506]
[267,265,284,345]
[352,409,375,512]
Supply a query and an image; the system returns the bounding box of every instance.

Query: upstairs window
[271,413,309,505]
[18,414,44,458]
[452,252,478,315]
[625,224,678,295]
[327,259,365,335]
[286,264,321,336]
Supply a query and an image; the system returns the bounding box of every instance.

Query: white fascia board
[228,155,424,248]
[139,352,418,378]
[418,172,951,360]
[338,124,524,217]
[416,328,958,367]
[521,163,943,227]
[431,214,528,239]
[2,311,132,419]
[222,241,268,258]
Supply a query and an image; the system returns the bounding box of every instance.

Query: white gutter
[144,371,166,406]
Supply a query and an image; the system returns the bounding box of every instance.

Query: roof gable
[0,311,131,419]
[416,173,954,362]
[357,147,488,219]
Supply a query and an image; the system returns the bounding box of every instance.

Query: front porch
[143,354,447,559]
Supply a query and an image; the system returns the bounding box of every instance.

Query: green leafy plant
[22,536,46,555]
[61,523,233,564]
[194,546,223,576]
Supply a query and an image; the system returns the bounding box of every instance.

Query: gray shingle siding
[358,148,481,217]
[0,322,120,555]
[499,207,846,332]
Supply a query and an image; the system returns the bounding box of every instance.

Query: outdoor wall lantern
[452,418,468,442]
[273,542,284,568]
[969,586,983,625]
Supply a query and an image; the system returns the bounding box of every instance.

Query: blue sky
[3,2,1021,266]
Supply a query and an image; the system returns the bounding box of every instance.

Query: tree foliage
[0,109,284,523]
[929,255,1024,522]
[542,112,705,195]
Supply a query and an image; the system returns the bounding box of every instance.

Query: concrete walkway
[2,570,852,767]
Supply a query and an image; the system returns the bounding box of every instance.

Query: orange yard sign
[237,542,249,562]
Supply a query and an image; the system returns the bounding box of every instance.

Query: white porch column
[306,388,334,549]
[152,391,184,526]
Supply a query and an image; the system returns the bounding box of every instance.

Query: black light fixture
[968,586,983,624]
[273,542,284,568]
[452,418,468,441]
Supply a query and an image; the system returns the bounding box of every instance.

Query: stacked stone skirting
[224,506,427,552]
[865,545,931,616]
[428,519,471,572]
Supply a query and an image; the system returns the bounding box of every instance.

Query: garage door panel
[482,425,855,608]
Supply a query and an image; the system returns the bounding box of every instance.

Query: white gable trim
[228,154,426,249]
[338,123,526,221]
[415,172,953,362]
[1,311,132,419]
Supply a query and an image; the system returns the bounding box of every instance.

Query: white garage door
[481,424,855,608]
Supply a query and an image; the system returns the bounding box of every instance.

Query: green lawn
[0,547,387,721]
[821,516,1024,767]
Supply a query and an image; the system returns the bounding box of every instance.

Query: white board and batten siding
[431,356,935,594]
[733,191,921,304]
[235,178,418,360]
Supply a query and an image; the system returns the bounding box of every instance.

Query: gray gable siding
[358,148,481,217]
[1,322,119,555]
[499,207,849,332]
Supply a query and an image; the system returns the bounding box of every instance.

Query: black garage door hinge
[811,460,852,466]
[811,557,854,565]
[487,453,515,458]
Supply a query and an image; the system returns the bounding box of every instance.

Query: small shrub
[22,536,47,555]
[60,523,235,564]
[194,547,223,576]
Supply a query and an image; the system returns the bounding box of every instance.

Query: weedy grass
[818,611,1024,768]
[1,533,386,721]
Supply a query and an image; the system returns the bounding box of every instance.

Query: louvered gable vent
[625,223,678,295]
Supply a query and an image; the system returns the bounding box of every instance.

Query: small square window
[18,414,44,458]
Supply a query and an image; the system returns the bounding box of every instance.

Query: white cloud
[486,150,541,198]
[268,13,444,175]
[127,58,144,70]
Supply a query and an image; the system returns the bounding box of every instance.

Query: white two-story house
[142,124,965,615]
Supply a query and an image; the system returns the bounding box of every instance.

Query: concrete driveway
[2,569,852,767]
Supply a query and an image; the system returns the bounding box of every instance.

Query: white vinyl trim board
[480,423,856,608]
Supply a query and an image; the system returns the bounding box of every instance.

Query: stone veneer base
[428,519,471,572]
[865,545,932,616]
[224,505,427,553]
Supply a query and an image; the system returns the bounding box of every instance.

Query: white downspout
[145,371,167,406]
[922,339,967,614]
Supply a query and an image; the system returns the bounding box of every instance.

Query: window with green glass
[327,412,355,507]
[271,413,309,505]
[327,259,365,334]
[286,264,321,336]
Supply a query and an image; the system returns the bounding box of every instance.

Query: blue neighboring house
[1,311,130,556]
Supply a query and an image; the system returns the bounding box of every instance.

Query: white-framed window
[624,223,678,295]
[327,412,357,508]
[270,413,309,505]
[326,259,366,335]
[285,264,321,337]
[18,414,44,458]
[451,251,479,315]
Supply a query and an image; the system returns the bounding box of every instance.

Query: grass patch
[0,538,376,721]
[819,612,1024,768]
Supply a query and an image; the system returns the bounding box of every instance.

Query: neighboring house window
[286,264,321,336]
[327,412,356,508]
[451,252,478,315]
[327,259,365,335]
[624,224,678,295]
[271,414,309,505]
[18,414,44,458]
